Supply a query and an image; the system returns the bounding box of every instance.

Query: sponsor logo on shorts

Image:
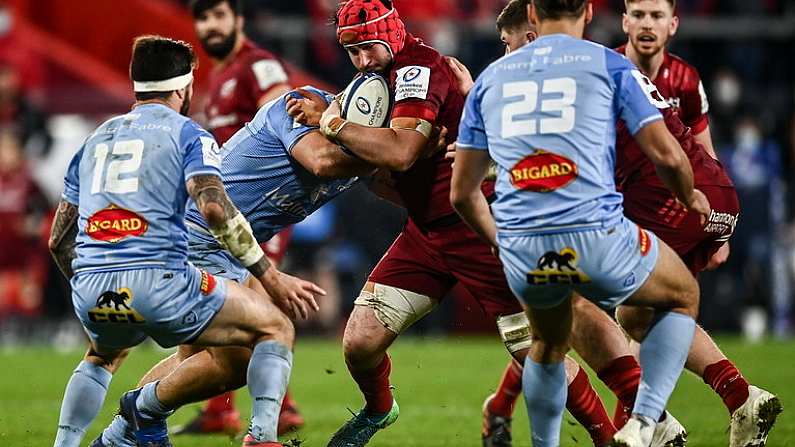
[527,247,591,285]
[86,205,148,243]
[638,227,652,257]
[200,270,217,295]
[88,288,145,324]
[356,97,372,115]
[703,210,738,236]
[510,150,578,192]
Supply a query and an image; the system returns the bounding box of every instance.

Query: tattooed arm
[186,174,324,319]
[48,200,79,279]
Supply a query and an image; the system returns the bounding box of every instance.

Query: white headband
[133,72,193,92]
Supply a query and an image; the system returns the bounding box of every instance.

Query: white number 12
[90,139,144,194]
[502,77,577,138]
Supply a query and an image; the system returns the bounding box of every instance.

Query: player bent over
[49,36,321,447]
[450,1,711,446]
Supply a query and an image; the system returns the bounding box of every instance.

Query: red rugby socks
[703,359,750,414]
[205,391,236,415]
[567,366,617,446]
[487,360,523,417]
[350,355,394,415]
[596,355,641,429]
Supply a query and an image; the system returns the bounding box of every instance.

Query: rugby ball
[340,73,392,128]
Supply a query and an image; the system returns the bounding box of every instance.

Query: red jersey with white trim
[616,46,709,133]
[387,34,493,225]
[205,39,290,144]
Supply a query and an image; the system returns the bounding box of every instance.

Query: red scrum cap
[336,0,406,57]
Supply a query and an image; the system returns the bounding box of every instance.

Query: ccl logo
[88,287,145,324]
[356,97,372,115]
[527,247,591,285]
[510,150,578,192]
[403,67,422,82]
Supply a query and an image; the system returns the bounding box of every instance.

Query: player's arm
[186,174,323,319]
[634,121,709,216]
[48,200,78,279]
[450,147,497,247]
[682,75,717,159]
[449,76,497,246]
[322,108,436,172]
[257,84,291,108]
[290,130,376,179]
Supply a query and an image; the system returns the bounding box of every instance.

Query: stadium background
[0,0,794,445]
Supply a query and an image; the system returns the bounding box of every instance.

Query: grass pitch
[0,336,791,446]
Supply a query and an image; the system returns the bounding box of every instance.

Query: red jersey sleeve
[679,68,710,134]
[244,57,289,103]
[391,62,449,124]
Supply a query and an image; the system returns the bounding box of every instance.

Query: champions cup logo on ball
[356,97,372,115]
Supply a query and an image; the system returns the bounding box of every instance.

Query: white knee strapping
[496,312,533,353]
[353,284,437,334]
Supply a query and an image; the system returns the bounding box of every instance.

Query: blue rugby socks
[634,311,696,420]
[246,340,293,442]
[54,360,112,447]
[522,356,567,447]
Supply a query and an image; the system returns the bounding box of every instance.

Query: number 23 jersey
[458,34,663,235]
[62,103,222,275]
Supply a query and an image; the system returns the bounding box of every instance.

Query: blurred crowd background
[1,0,794,346]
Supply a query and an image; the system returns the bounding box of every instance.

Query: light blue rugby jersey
[184,88,360,245]
[458,34,663,235]
[62,103,222,274]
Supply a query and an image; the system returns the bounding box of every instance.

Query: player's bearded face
[346,43,393,74]
[195,4,240,59]
[623,0,678,56]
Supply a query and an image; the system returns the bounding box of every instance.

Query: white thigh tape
[354,283,437,334]
[496,312,533,353]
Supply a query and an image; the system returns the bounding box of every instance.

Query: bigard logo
[88,288,145,324]
[527,247,591,285]
[86,205,148,243]
[510,150,578,192]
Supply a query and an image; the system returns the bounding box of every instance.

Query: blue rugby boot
[326,399,399,447]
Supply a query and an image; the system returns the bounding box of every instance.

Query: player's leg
[444,226,617,447]
[523,295,574,447]
[611,238,699,445]
[54,345,129,447]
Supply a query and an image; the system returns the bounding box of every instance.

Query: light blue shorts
[71,265,227,350]
[497,217,659,309]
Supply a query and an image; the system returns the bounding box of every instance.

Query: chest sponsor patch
[86,205,148,243]
[395,65,431,101]
[200,136,222,169]
[527,247,590,285]
[510,150,578,192]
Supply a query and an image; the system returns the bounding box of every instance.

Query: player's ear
[235,15,244,33]
[527,3,539,27]
[669,15,679,37]
[584,2,594,25]
[621,13,630,34]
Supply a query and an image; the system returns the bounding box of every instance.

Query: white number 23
[501,77,577,138]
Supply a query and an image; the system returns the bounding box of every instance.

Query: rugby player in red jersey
[457,1,780,446]
[174,0,302,436]
[286,1,636,446]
